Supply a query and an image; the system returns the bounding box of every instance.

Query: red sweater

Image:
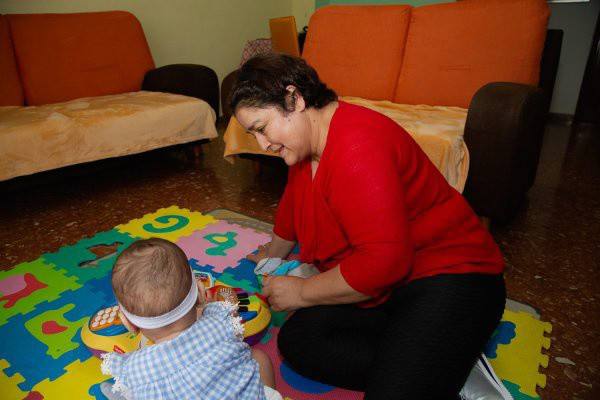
[274,101,504,306]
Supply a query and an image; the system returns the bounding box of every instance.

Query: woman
[231,53,506,399]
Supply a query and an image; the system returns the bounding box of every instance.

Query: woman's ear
[285,85,306,112]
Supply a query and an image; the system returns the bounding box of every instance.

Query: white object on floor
[459,354,514,400]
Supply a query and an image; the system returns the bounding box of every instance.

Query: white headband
[119,270,198,329]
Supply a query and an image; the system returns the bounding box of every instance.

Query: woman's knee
[277,317,299,360]
[278,308,319,356]
[278,306,340,362]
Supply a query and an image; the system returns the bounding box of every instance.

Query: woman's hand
[246,243,270,264]
[261,275,309,311]
[246,235,297,263]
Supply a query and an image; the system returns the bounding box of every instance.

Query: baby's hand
[214,286,235,303]
[215,287,239,317]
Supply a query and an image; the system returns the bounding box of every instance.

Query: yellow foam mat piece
[116,205,216,242]
[489,309,552,397]
[0,359,27,399]
[31,358,107,400]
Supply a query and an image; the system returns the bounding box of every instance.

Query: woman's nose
[255,135,271,152]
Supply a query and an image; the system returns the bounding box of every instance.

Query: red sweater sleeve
[328,136,414,298]
[273,169,297,242]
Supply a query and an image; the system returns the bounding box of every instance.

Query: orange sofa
[223,0,563,223]
[0,11,219,181]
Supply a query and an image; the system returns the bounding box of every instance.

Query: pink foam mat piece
[0,274,27,295]
[177,220,270,273]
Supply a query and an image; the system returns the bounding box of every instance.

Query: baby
[101,238,281,400]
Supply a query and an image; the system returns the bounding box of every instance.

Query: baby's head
[112,238,198,340]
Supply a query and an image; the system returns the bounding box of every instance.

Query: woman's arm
[266,233,296,259]
[262,266,370,311]
[247,233,296,263]
[248,166,298,263]
[301,266,370,305]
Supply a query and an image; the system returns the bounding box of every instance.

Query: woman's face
[235,99,313,166]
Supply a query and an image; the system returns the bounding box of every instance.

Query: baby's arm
[100,353,130,399]
[201,289,244,339]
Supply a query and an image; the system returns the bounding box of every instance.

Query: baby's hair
[112,238,191,317]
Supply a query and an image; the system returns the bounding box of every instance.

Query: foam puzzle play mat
[0,206,552,399]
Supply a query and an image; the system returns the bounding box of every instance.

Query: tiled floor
[492,122,600,400]
[1,120,598,399]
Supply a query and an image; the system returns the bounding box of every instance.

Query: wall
[547,0,599,115]
[293,0,316,28]
[0,0,304,86]
[316,0,445,6]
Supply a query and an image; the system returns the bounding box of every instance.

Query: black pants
[278,273,506,399]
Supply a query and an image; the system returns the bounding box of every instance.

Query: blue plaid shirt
[101,301,266,400]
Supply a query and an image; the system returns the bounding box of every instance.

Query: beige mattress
[0,91,218,181]
[223,97,469,192]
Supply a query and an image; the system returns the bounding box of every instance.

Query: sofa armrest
[463,82,547,224]
[142,64,219,116]
[221,69,240,121]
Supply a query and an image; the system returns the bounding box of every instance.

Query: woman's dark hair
[229,53,337,114]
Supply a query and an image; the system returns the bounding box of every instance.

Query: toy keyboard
[90,305,121,332]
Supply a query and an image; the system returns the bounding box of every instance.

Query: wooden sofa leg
[192,143,203,163]
[253,160,262,175]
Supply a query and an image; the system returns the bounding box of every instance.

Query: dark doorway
[574,7,600,125]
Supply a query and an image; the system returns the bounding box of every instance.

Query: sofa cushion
[303,5,412,101]
[0,91,217,181]
[394,0,549,108]
[223,98,469,193]
[7,11,155,106]
[0,15,24,106]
